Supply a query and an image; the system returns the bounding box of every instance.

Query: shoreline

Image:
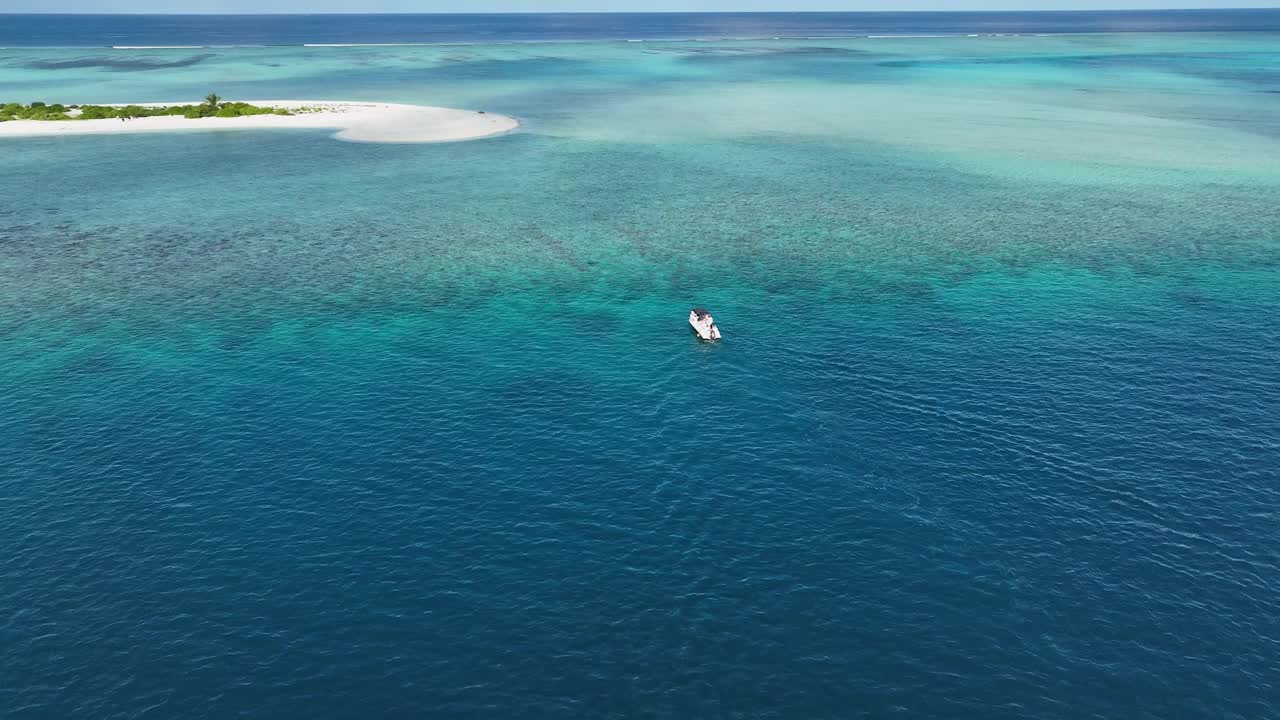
[0,101,520,144]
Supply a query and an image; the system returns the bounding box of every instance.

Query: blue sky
[10,1,1279,12]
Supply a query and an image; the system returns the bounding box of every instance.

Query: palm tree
[205,93,221,111]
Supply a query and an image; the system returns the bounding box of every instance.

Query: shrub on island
[1,96,292,122]
[2,101,70,120]
[214,102,288,118]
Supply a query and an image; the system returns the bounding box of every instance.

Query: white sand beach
[0,101,519,143]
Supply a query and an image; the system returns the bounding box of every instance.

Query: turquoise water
[3,30,1279,719]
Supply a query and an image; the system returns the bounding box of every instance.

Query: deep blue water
[4,10,1280,47]
[3,15,1280,720]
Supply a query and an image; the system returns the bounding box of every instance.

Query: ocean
[2,11,1278,720]
[5,10,1280,47]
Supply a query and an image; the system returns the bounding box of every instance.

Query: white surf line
[303,43,431,47]
[111,45,271,49]
[0,100,520,145]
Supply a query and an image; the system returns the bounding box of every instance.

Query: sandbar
[0,100,519,144]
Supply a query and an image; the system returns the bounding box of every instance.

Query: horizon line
[3,7,1275,16]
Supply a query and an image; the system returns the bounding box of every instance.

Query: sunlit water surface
[2,24,1278,720]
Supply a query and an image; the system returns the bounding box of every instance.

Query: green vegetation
[2,101,72,120]
[0,95,294,122]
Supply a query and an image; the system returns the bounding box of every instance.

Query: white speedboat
[689,307,722,341]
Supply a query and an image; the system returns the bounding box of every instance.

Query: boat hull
[688,311,722,341]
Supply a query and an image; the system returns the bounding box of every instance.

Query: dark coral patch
[25,54,216,72]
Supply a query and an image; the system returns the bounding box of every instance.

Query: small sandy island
[0,100,519,144]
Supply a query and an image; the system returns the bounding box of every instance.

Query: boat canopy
[691,307,712,318]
